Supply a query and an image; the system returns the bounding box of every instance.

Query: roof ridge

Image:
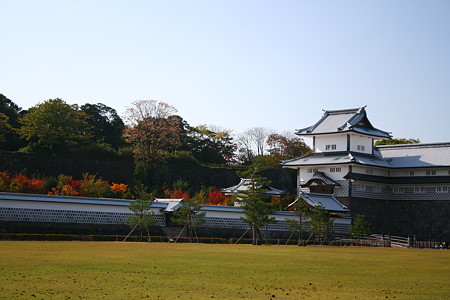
[377,142,450,149]
[323,106,365,115]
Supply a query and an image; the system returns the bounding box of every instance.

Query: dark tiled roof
[296,107,391,138]
[282,152,353,167]
[282,151,391,168]
[0,192,168,209]
[301,171,341,187]
[292,192,348,212]
[344,172,450,184]
[377,142,450,168]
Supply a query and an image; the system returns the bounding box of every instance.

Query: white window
[357,145,366,151]
[365,169,374,175]
[393,187,404,193]
[373,186,382,193]
[436,186,449,193]
[414,186,426,193]
[325,144,336,151]
[307,168,318,173]
[426,170,437,176]
[330,167,341,173]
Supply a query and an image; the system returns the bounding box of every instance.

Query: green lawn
[0,242,448,299]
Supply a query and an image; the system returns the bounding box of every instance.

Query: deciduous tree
[267,132,312,160]
[375,137,420,146]
[123,100,182,164]
[17,98,92,154]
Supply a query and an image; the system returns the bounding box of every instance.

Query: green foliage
[169,150,199,166]
[309,205,333,243]
[350,214,371,238]
[237,157,277,245]
[180,124,236,165]
[375,137,420,146]
[0,94,22,150]
[17,98,93,155]
[80,103,125,148]
[172,179,189,191]
[127,189,156,241]
[287,200,310,245]
[0,113,12,143]
[171,198,206,242]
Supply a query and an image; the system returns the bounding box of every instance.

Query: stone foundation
[338,197,450,241]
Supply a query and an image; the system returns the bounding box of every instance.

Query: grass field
[0,242,449,299]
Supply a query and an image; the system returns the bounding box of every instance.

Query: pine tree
[172,198,206,243]
[287,200,310,246]
[350,214,371,239]
[237,157,276,245]
[126,189,156,241]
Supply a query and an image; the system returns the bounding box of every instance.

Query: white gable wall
[349,134,373,154]
[298,165,350,183]
[315,134,347,153]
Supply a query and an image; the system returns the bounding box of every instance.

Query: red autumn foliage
[205,187,231,206]
[0,172,45,194]
[110,183,129,198]
[163,188,190,199]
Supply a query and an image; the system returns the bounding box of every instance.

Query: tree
[350,214,371,239]
[171,198,206,243]
[126,190,156,242]
[237,156,276,245]
[236,132,254,164]
[0,94,23,150]
[247,127,271,156]
[181,124,236,164]
[0,94,22,127]
[309,205,333,244]
[287,200,310,246]
[80,103,125,148]
[0,113,12,144]
[375,137,420,146]
[123,100,182,164]
[267,132,312,160]
[17,98,92,154]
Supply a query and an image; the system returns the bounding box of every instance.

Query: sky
[1,0,449,144]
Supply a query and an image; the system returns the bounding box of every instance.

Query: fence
[0,232,440,248]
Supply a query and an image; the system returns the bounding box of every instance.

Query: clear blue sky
[1,0,449,143]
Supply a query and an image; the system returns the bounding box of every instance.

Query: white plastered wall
[349,134,373,154]
[314,134,347,153]
[298,165,350,183]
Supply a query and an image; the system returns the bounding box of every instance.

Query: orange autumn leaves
[0,171,129,199]
[0,171,231,205]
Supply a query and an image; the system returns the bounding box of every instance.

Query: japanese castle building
[282,107,450,240]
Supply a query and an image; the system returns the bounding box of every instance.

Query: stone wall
[339,197,450,241]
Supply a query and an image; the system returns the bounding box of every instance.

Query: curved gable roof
[296,106,391,138]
